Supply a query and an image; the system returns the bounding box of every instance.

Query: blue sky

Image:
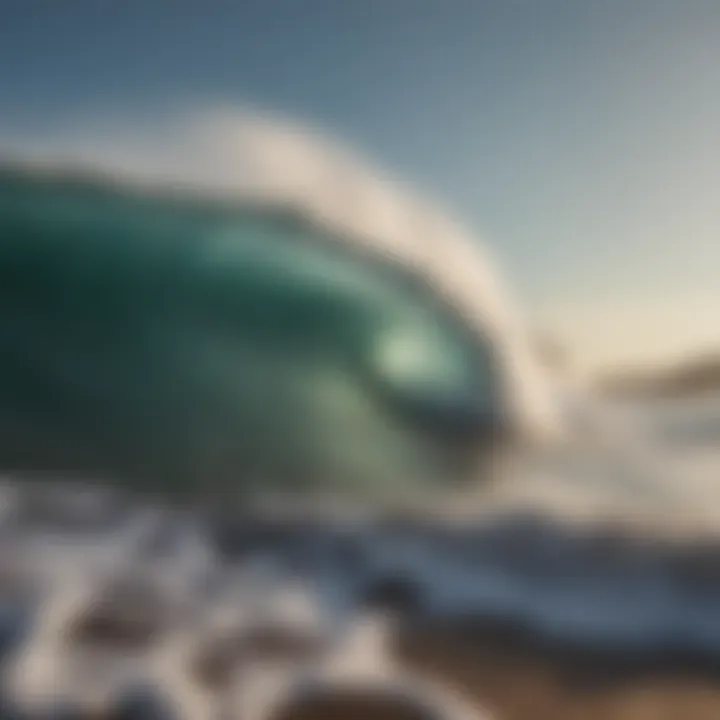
[2,0,720,370]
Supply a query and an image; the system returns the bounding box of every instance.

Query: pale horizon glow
[536,291,720,375]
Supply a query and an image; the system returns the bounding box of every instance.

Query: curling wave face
[0,165,504,497]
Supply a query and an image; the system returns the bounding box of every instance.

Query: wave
[0,162,506,499]
[0,108,562,500]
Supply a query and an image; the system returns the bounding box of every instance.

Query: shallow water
[0,393,718,717]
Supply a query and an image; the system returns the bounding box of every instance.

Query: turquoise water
[0,167,501,498]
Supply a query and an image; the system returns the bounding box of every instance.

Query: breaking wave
[0,107,563,500]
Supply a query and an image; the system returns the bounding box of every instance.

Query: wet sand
[395,621,720,720]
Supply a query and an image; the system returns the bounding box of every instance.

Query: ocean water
[1,408,720,718]
[0,165,502,501]
[2,161,720,716]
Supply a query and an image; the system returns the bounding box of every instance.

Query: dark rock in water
[65,577,172,652]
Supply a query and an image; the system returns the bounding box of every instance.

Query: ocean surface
[2,161,720,716]
[1,391,720,713]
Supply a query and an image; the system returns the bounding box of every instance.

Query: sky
[2,0,720,372]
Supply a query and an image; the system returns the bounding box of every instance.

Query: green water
[0,167,502,498]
